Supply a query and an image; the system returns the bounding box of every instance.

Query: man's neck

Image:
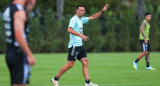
[145,18,150,23]
[76,14,81,19]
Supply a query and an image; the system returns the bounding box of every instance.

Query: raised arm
[14,11,35,66]
[89,4,109,21]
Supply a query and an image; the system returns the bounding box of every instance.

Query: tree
[137,0,145,20]
[55,0,65,20]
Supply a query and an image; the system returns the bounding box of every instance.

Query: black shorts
[5,47,30,85]
[140,40,150,52]
[68,45,87,61]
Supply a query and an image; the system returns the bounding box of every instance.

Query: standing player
[133,12,155,70]
[51,4,109,86]
[3,0,36,86]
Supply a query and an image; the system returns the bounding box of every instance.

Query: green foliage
[29,15,44,52]
[84,18,103,52]
[29,9,63,53]
[0,0,160,53]
[0,0,11,11]
[0,18,5,53]
[64,0,110,15]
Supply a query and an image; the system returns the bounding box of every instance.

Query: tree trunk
[137,0,145,20]
[55,0,65,20]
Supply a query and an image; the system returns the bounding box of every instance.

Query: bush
[0,18,5,53]
[1,0,160,53]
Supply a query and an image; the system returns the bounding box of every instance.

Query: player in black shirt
[3,0,36,86]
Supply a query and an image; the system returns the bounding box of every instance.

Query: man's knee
[83,58,89,66]
[144,51,148,55]
[66,63,74,68]
[86,59,89,65]
[65,61,75,69]
[69,64,74,68]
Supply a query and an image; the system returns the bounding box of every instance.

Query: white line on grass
[98,83,152,85]
[34,83,152,86]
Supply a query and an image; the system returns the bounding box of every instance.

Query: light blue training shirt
[68,15,89,48]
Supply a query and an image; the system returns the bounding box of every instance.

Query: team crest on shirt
[79,27,83,34]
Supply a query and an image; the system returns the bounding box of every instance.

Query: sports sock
[135,58,139,63]
[146,62,150,67]
[85,79,90,84]
[54,76,59,81]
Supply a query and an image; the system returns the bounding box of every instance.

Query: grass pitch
[0,52,160,86]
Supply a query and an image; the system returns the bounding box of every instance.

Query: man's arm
[68,27,89,41]
[14,11,35,66]
[89,4,109,21]
[140,22,146,38]
[140,21,148,44]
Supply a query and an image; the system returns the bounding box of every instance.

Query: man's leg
[51,61,75,86]
[134,40,148,63]
[136,51,148,63]
[7,52,29,86]
[80,57,98,86]
[80,57,89,80]
[145,52,156,70]
[133,51,148,70]
[56,61,75,78]
[145,52,150,67]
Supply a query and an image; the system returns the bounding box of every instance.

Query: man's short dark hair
[145,12,151,16]
[76,4,85,10]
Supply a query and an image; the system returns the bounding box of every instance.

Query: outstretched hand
[102,4,109,12]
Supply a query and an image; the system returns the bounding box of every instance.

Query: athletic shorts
[139,40,150,52]
[5,47,30,85]
[68,45,87,61]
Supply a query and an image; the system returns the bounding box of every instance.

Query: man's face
[146,14,152,21]
[76,7,85,17]
[26,0,36,7]
[26,0,36,11]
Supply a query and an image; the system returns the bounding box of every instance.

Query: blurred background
[0,0,160,53]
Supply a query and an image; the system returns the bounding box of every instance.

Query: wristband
[101,10,104,14]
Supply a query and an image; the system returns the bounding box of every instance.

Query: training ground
[0,52,159,86]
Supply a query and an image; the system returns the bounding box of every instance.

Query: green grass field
[0,52,160,86]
